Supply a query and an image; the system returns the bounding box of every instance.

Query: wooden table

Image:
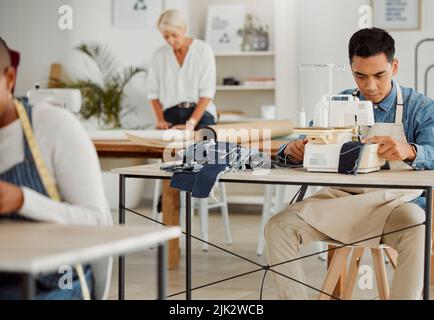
[93,139,286,158]
[113,163,434,300]
[94,140,164,158]
[0,222,181,300]
[93,139,287,271]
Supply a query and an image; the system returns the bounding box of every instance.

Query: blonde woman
[148,9,217,130]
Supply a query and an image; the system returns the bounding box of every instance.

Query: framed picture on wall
[372,0,422,30]
[112,0,164,29]
[205,4,246,53]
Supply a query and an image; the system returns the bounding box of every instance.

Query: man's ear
[392,58,399,76]
[4,67,16,95]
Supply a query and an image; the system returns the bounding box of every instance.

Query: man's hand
[0,181,24,215]
[156,120,171,130]
[283,139,309,162]
[363,136,417,161]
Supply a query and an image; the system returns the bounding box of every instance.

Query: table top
[112,162,434,188]
[93,139,288,159]
[0,222,181,274]
[93,140,165,158]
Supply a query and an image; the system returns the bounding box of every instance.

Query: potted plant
[238,14,270,52]
[57,42,146,129]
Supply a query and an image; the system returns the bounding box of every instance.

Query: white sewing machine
[294,94,385,173]
[27,87,82,113]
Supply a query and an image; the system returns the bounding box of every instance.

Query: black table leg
[424,186,432,300]
[21,274,35,300]
[158,243,168,300]
[296,185,308,203]
[186,192,192,300]
[119,174,126,300]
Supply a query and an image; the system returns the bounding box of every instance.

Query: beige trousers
[265,202,426,300]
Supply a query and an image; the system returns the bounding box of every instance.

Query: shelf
[216,85,276,91]
[215,51,275,57]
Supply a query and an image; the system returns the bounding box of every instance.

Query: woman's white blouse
[148,39,217,120]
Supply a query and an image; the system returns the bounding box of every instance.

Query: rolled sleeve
[409,144,430,171]
[411,101,434,170]
[199,46,216,99]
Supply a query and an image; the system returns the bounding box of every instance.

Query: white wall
[275,0,298,121]
[0,0,68,96]
[0,0,188,128]
[297,0,434,119]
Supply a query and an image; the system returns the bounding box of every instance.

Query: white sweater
[0,102,112,226]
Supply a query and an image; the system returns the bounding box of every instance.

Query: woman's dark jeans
[164,107,216,129]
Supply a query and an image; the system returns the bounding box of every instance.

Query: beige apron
[296,82,423,247]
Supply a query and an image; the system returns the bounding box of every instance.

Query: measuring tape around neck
[14,99,61,201]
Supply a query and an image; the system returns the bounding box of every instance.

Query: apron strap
[14,99,61,201]
[395,82,404,125]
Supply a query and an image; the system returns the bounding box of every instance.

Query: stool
[319,243,398,300]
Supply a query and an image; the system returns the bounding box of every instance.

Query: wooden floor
[107,205,434,300]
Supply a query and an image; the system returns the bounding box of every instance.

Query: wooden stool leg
[162,181,180,270]
[319,247,352,300]
[327,244,347,298]
[371,248,390,300]
[342,247,365,300]
[383,247,398,270]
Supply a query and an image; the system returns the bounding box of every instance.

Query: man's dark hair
[349,28,395,63]
[0,37,12,71]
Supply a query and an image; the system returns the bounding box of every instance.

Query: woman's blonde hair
[157,9,187,33]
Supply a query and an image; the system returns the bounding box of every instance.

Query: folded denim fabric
[161,140,268,198]
[338,141,365,175]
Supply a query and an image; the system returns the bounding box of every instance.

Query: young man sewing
[266,28,434,300]
[0,37,112,299]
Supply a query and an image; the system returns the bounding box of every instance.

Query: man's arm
[407,100,434,170]
[365,100,434,170]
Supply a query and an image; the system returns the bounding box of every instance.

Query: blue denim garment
[338,141,366,175]
[277,82,434,209]
[0,266,94,300]
[169,164,228,198]
[163,141,267,198]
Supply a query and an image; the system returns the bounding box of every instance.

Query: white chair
[91,256,113,300]
[180,183,233,251]
[151,179,163,223]
[152,180,232,252]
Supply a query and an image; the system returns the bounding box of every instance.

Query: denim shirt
[277,82,434,209]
